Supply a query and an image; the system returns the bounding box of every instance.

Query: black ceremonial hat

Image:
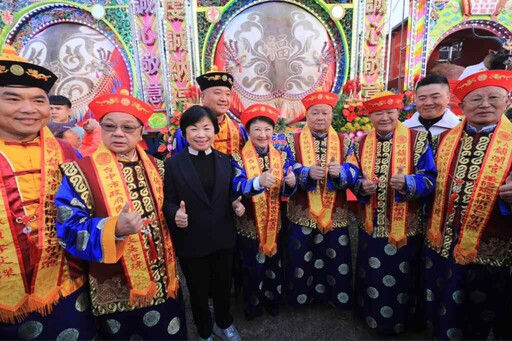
[195,65,233,91]
[0,45,57,92]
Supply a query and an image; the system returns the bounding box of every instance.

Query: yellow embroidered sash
[388,123,411,248]
[241,141,283,256]
[0,127,67,323]
[349,123,411,248]
[91,143,178,304]
[137,147,179,298]
[427,122,464,248]
[299,125,340,234]
[428,117,512,265]
[214,115,240,154]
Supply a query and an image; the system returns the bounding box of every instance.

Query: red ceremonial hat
[88,89,153,125]
[301,90,338,111]
[453,70,512,101]
[241,104,279,128]
[363,91,404,114]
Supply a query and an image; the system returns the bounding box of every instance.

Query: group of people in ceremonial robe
[1,42,512,341]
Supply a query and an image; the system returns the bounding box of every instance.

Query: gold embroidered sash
[241,141,283,256]
[137,147,179,298]
[214,115,240,154]
[428,117,512,265]
[427,122,464,248]
[388,123,411,248]
[299,125,340,234]
[0,127,67,323]
[348,130,377,235]
[348,123,412,248]
[91,143,165,305]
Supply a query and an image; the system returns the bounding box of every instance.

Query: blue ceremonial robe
[231,146,296,319]
[285,131,360,310]
[55,158,187,340]
[422,124,512,340]
[351,129,437,335]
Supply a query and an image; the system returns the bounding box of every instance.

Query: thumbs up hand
[284,166,296,188]
[309,160,324,181]
[115,202,143,237]
[175,200,188,228]
[327,156,341,179]
[499,170,512,204]
[232,196,245,217]
[259,166,277,188]
[360,172,377,196]
[390,165,407,193]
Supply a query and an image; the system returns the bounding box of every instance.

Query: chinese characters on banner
[362,0,388,99]
[132,0,166,115]
[164,0,192,108]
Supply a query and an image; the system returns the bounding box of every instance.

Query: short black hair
[246,116,275,131]
[415,75,450,91]
[49,95,72,108]
[180,105,219,137]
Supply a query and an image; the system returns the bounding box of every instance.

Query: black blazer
[164,149,236,258]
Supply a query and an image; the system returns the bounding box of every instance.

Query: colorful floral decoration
[331,78,371,139]
[401,89,416,121]
[184,84,202,109]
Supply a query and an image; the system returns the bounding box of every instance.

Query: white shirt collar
[405,108,460,129]
[188,146,213,155]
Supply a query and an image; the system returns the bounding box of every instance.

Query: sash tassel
[453,244,478,265]
[129,281,157,308]
[388,234,407,249]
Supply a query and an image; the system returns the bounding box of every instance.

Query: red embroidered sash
[0,127,72,323]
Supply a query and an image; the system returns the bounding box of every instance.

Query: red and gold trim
[454,70,512,101]
[363,91,404,114]
[241,141,283,256]
[91,143,162,306]
[214,115,240,154]
[301,91,338,110]
[428,117,512,265]
[388,123,411,248]
[348,123,412,248]
[299,125,340,233]
[0,127,68,323]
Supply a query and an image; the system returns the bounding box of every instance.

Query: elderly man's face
[415,83,451,119]
[0,86,50,141]
[306,104,333,133]
[100,112,143,156]
[368,108,400,136]
[459,86,510,129]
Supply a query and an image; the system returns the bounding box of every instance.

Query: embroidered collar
[465,123,497,135]
[377,131,394,141]
[311,130,328,140]
[255,146,268,156]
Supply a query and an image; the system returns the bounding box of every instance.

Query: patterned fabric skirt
[355,230,422,335]
[285,222,353,310]
[422,244,512,340]
[236,235,283,319]
[0,287,97,340]
[97,291,188,340]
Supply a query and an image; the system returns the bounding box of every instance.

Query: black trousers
[179,248,234,338]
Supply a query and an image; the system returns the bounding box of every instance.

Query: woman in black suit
[164,105,244,341]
